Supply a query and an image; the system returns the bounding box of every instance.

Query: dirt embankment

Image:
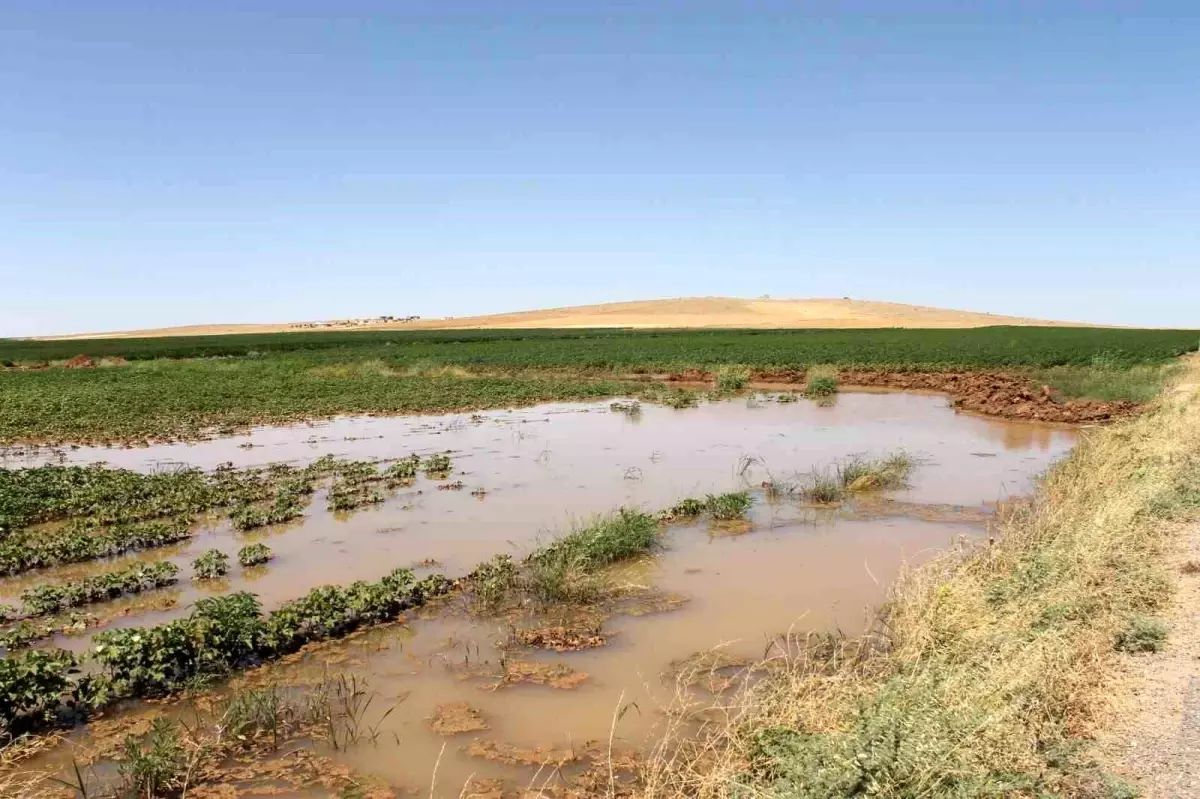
[837,370,1140,424]
[703,368,1140,424]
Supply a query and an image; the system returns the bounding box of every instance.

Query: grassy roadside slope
[643,360,1200,798]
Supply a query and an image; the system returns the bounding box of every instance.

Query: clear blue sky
[2,2,1197,336]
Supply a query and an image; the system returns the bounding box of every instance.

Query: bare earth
[40,297,1083,340]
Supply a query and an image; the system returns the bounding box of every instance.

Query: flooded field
[4,390,1078,796]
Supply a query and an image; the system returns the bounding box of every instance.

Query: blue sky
[1,2,1197,335]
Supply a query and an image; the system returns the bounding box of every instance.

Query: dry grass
[41,297,1081,340]
[641,365,1200,797]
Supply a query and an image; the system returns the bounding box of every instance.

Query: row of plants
[0,568,450,738]
[19,561,179,617]
[0,453,455,577]
[0,471,907,743]
[327,452,453,511]
[0,518,193,577]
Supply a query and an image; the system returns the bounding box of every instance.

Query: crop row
[0,518,192,577]
[18,561,179,617]
[0,454,454,576]
[0,489,761,741]
[0,568,449,737]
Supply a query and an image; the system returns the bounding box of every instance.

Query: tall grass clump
[524,509,659,603]
[804,365,840,399]
[715,368,750,392]
[705,492,753,520]
[1035,362,1181,403]
[798,451,915,503]
[643,366,1200,797]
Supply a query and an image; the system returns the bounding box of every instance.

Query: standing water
[5,391,1077,796]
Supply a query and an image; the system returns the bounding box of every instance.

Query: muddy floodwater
[6,391,1078,796]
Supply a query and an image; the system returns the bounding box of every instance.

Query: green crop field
[1,327,1196,444]
[2,326,1197,368]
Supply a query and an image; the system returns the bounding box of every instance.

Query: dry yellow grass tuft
[642,362,1200,797]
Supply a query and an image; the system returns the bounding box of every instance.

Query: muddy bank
[834,370,1140,423]
[680,367,1141,423]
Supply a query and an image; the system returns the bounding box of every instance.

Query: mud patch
[427,701,489,735]
[465,739,578,767]
[516,625,607,652]
[841,497,994,526]
[495,660,589,690]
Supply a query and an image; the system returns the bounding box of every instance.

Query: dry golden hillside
[43,297,1080,339]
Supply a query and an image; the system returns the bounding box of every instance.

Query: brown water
[5,391,1078,796]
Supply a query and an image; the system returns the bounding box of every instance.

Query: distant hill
[40,297,1082,339]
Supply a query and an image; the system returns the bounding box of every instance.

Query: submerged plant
[800,471,845,504]
[384,453,421,483]
[192,549,229,580]
[467,553,521,611]
[421,452,453,478]
[662,391,699,409]
[660,497,708,521]
[610,400,643,417]
[525,510,659,603]
[705,491,753,520]
[0,648,79,732]
[237,543,273,568]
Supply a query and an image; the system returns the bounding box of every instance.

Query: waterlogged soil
[4,391,1078,796]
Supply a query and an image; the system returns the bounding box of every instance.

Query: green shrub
[192,549,229,580]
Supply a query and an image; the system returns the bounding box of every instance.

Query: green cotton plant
[660,497,707,521]
[263,568,427,655]
[192,549,230,580]
[421,452,453,478]
[384,454,421,482]
[0,648,78,733]
[467,554,521,611]
[237,542,273,567]
[92,592,264,697]
[3,568,452,736]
